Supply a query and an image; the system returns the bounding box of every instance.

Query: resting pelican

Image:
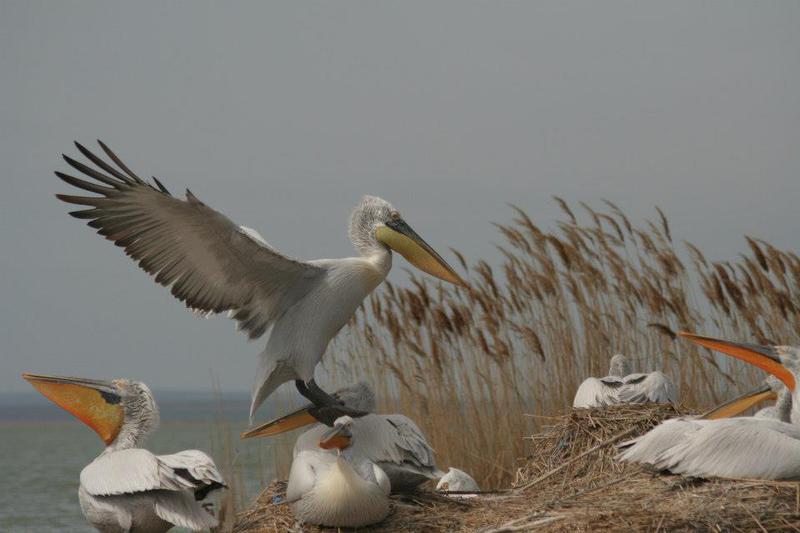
[242,382,442,492]
[22,373,226,532]
[436,468,480,492]
[286,416,391,528]
[617,377,780,465]
[619,333,800,480]
[573,354,677,408]
[55,141,466,420]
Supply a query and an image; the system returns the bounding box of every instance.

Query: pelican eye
[390,210,401,220]
[99,390,122,405]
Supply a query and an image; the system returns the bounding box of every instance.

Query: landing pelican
[55,141,466,420]
[23,373,226,532]
[573,354,677,408]
[619,333,800,480]
[286,416,391,528]
[242,382,442,492]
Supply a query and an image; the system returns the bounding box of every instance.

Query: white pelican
[22,373,226,532]
[573,354,678,408]
[618,333,800,480]
[55,141,466,420]
[286,416,391,528]
[617,378,780,465]
[242,382,442,492]
[436,467,480,492]
[753,376,792,421]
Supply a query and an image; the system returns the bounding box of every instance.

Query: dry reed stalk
[315,200,800,489]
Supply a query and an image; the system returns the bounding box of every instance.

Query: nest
[234,405,800,532]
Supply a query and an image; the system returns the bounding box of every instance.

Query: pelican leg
[295,380,368,425]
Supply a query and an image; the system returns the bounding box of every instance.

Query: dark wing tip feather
[67,208,98,219]
[185,188,203,205]
[96,140,145,184]
[152,176,171,195]
[55,171,114,195]
[55,193,103,206]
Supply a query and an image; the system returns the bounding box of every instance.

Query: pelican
[618,333,800,480]
[436,467,480,492]
[617,377,780,465]
[573,354,678,408]
[22,373,226,532]
[286,416,391,528]
[55,141,466,420]
[242,382,442,492]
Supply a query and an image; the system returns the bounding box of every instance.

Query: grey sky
[1,2,798,393]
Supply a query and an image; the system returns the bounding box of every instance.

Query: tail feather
[250,354,297,423]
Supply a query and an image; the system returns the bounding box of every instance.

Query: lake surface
[0,391,298,532]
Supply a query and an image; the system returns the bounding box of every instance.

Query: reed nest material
[233,405,800,532]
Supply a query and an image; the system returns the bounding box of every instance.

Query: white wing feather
[616,418,704,464]
[573,377,621,408]
[617,371,678,404]
[154,491,218,530]
[651,418,800,480]
[81,448,224,496]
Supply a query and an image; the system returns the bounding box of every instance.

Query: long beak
[376,218,467,287]
[318,424,352,450]
[678,332,796,391]
[22,373,124,445]
[241,404,318,439]
[699,383,777,420]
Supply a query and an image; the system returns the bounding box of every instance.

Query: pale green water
[0,392,294,532]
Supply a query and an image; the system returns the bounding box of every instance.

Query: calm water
[0,391,297,532]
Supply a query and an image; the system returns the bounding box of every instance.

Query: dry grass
[234,405,800,532]
[229,200,800,530]
[324,199,800,488]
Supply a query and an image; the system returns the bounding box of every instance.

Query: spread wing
[572,377,622,408]
[651,418,800,480]
[80,448,225,498]
[618,371,678,404]
[56,141,326,339]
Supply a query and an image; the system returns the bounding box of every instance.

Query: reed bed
[232,199,800,530]
[324,199,800,489]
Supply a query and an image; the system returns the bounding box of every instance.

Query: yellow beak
[22,373,124,445]
[241,406,319,439]
[678,332,796,391]
[318,423,353,450]
[700,383,777,420]
[376,218,467,287]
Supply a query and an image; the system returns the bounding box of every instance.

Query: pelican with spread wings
[55,141,466,420]
[573,354,677,408]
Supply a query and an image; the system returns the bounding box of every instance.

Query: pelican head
[608,354,632,377]
[241,382,375,439]
[349,195,466,287]
[318,416,355,450]
[22,373,159,449]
